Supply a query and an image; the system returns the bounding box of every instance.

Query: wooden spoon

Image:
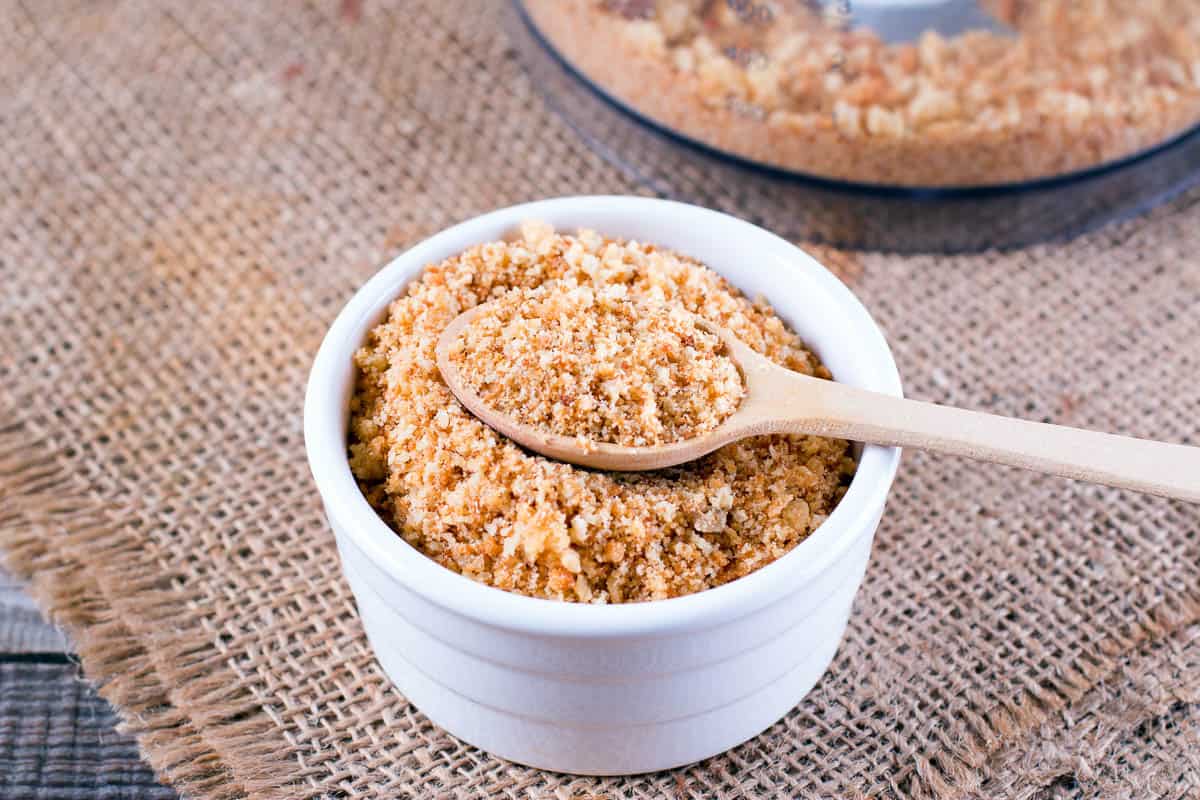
[437,307,1200,503]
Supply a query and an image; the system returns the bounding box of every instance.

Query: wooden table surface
[0,568,177,799]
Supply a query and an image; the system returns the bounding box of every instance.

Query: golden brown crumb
[448,285,744,447]
[348,222,855,603]
[526,0,1200,186]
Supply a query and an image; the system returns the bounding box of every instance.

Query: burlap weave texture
[0,1,1198,798]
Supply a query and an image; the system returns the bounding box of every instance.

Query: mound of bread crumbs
[447,284,745,448]
[348,221,855,602]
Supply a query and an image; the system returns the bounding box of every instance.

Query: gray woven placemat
[0,1,1198,798]
[0,660,178,799]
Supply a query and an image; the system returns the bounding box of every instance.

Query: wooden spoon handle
[760,373,1200,503]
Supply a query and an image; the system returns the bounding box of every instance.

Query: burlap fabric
[1,1,1198,798]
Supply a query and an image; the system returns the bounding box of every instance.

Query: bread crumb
[448,285,744,447]
[526,0,1200,186]
[348,224,855,603]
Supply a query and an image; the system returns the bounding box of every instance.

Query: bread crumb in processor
[523,0,1200,186]
[347,222,856,603]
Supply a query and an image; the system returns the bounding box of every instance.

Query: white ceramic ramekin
[304,197,902,775]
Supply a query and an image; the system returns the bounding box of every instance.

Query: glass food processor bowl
[507,0,1200,251]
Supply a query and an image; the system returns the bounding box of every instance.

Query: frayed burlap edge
[0,409,301,800]
[1,391,1198,799]
[977,620,1200,797]
[925,589,1200,798]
